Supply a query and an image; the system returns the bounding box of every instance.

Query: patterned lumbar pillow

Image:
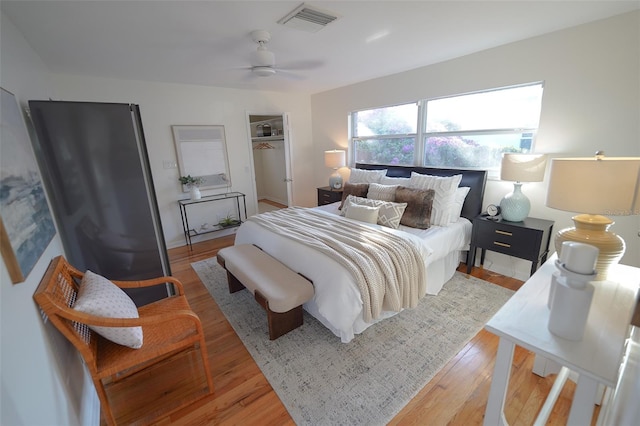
[395,187,435,229]
[341,195,407,229]
[367,182,398,202]
[73,270,143,349]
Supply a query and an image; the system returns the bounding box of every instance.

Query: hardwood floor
[107,237,594,425]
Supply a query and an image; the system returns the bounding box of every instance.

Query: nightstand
[466,216,554,277]
[317,186,343,206]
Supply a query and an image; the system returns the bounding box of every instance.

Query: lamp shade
[324,150,346,169]
[545,155,640,279]
[546,157,640,215]
[501,153,547,182]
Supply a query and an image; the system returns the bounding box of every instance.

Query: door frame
[245,111,293,215]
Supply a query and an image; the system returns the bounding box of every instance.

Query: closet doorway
[247,113,292,214]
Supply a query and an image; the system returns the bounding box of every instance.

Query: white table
[483,254,638,426]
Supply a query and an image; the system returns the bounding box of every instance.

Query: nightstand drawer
[475,223,541,259]
[317,187,343,206]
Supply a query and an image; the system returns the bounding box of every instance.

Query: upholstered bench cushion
[218,244,314,313]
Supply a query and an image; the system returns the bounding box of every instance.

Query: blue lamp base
[329,171,343,190]
[500,182,530,222]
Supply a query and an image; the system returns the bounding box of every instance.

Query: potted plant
[179,175,205,200]
[218,213,241,228]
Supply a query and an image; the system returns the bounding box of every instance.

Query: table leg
[568,374,598,426]
[484,338,515,426]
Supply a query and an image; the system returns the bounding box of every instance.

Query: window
[349,83,544,176]
[351,103,418,166]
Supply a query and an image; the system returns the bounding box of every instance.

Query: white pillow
[348,168,387,184]
[450,187,471,223]
[410,172,463,226]
[341,195,407,229]
[367,182,398,202]
[73,270,143,349]
[344,202,380,224]
[380,176,411,186]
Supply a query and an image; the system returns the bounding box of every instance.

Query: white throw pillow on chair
[73,270,143,349]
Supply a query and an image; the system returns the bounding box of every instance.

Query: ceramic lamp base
[329,172,343,190]
[500,182,530,222]
[554,214,625,280]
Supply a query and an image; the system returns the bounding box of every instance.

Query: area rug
[192,257,513,425]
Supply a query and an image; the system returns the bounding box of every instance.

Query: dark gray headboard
[355,163,487,221]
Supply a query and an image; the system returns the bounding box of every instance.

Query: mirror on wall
[172,125,231,191]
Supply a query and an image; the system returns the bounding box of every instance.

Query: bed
[235,164,487,342]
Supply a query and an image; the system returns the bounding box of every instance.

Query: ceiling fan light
[252,66,276,77]
[252,49,275,67]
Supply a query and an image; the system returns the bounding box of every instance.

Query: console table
[483,254,638,425]
[178,192,247,250]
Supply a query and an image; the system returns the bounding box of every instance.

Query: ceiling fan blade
[277,59,324,71]
[273,69,306,80]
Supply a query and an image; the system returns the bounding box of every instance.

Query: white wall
[0,13,89,426]
[311,11,640,280]
[51,75,313,248]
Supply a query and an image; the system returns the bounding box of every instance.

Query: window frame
[348,82,544,176]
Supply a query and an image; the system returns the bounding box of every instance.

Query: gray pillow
[395,187,435,229]
[339,182,369,210]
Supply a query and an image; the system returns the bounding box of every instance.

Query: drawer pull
[495,230,513,236]
[494,242,511,248]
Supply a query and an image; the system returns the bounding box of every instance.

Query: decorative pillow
[341,195,407,229]
[344,202,380,224]
[339,182,369,210]
[409,172,462,226]
[395,187,435,229]
[73,270,143,349]
[348,168,387,184]
[450,187,471,223]
[367,182,398,202]
[380,176,411,186]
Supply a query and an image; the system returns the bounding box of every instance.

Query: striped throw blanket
[247,207,428,322]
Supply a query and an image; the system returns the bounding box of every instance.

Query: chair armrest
[56,304,200,328]
[110,276,185,295]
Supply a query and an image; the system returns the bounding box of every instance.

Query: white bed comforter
[235,205,470,342]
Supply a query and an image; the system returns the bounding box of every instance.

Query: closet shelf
[252,136,284,142]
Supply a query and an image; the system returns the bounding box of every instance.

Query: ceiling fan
[246,29,322,79]
[250,30,277,77]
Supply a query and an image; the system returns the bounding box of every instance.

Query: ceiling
[2,1,638,94]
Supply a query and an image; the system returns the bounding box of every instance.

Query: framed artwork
[0,87,56,284]
[172,125,232,191]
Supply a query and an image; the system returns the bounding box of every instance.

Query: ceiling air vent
[278,3,339,33]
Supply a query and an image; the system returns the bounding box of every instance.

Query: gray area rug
[192,257,513,425]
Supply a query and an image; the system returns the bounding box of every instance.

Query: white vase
[190,186,201,200]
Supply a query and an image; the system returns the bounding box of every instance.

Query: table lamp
[499,153,548,222]
[545,152,640,279]
[324,149,346,190]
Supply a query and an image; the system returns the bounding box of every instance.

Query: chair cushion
[74,270,143,349]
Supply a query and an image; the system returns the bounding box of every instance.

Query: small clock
[486,204,501,218]
[332,181,343,189]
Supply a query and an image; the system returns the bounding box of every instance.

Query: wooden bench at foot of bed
[217,244,314,340]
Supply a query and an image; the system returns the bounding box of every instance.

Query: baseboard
[81,364,100,426]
